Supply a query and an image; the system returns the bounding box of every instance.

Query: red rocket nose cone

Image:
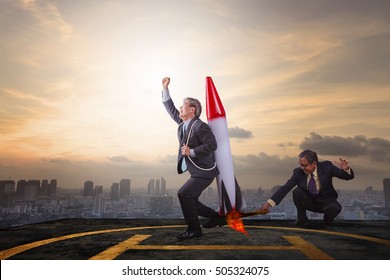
[206,76,226,120]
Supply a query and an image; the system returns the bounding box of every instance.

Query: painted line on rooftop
[0,225,389,260]
[89,234,333,260]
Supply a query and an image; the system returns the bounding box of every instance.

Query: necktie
[308,174,317,195]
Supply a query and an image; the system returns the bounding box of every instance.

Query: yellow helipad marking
[89,234,333,260]
[247,225,390,246]
[90,234,152,260]
[0,224,388,260]
[0,225,184,260]
[283,236,332,260]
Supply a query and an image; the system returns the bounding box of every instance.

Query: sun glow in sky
[1,0,390,190]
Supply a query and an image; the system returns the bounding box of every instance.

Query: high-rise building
[40,180,50,196]
[0,180,15,208]
[149,196,173,215]
[148,179,155,194]
[120,179,131,198]
[83,181,94,197]
[49,179,57,196]
[39,179,57,197]
[384,178,390,208]
[111,183,120,201]
[155,179,160,195]
[0,180,15,194]
[94,194,106,217]
[16,180,28,196]
[94,185,103,198]
[24,180,40,201]
[161,177,166,195]
[148,177,167,195]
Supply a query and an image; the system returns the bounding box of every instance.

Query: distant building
[0,180,16,193]
[148,177,167,195]
[24,180,40,201]
[93,194,106,217]
[49,179,57,196]
[40,180,50,196]
[16,180,28,196]
[149,196,173,215]
[161,177,166,195]
[155,179,160,195]
[120,179,131,198]
[94,185,103,198]
[39,179,57,197]
[148,179,155,194]
[0,180,15,208]
[111,183,120,201]
[384,178,390,208]
[83,181,94,197]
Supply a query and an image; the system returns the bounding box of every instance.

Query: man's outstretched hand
[162,77,170,89]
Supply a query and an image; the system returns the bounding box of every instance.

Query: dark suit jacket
[270,160,354,205]
[163,98,219,179]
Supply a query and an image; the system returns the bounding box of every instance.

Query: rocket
[205,76,246,215]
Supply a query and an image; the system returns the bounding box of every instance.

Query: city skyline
[1,177,388,230]
[1,0,389,190]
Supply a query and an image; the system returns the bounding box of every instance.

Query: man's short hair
[184,97,202,117]
[299,150,318,163]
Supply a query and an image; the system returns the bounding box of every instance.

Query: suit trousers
[293,187,342,222]
[177,176,218,232]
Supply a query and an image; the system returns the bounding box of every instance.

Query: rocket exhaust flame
[226,209,269,235]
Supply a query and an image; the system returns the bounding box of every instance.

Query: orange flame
[226,209,269,236]
[226,209,249,235]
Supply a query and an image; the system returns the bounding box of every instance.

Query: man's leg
[293,187,342,226]
[320,199,342,225]
[177,177,214,233]
[293,187,314,224]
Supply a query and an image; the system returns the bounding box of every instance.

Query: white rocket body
[205,76,246,215]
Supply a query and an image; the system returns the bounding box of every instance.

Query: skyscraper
[94,194,106,217]
[49,179,57,196]
[384,178,390,208]
[120,179,130,198]
[0,180,15,208]
[148,179,155,194]
[111,183,120,201]
[40,180,50,196]
[83,181,94,197]
[155,179,160,195]
[0,180,15,194]
[24,180,40,201]
[16,180,28,196]
[161,177,166,195]
[94,185,103,198]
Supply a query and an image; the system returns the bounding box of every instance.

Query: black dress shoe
[176,230,202,240]
[295,219,309,226]
[202,216,226,228]
[323,216,334,226]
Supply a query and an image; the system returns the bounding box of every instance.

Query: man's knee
[324,202,342,216]
[293,187,307,200]
[177,187,187,198]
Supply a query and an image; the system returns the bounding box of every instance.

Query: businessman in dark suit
[260,150,354,226]
[161,77,220,240]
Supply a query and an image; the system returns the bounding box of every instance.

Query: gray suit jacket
[163,98,219,179]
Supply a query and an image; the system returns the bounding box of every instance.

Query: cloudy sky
[1,0,389,191]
